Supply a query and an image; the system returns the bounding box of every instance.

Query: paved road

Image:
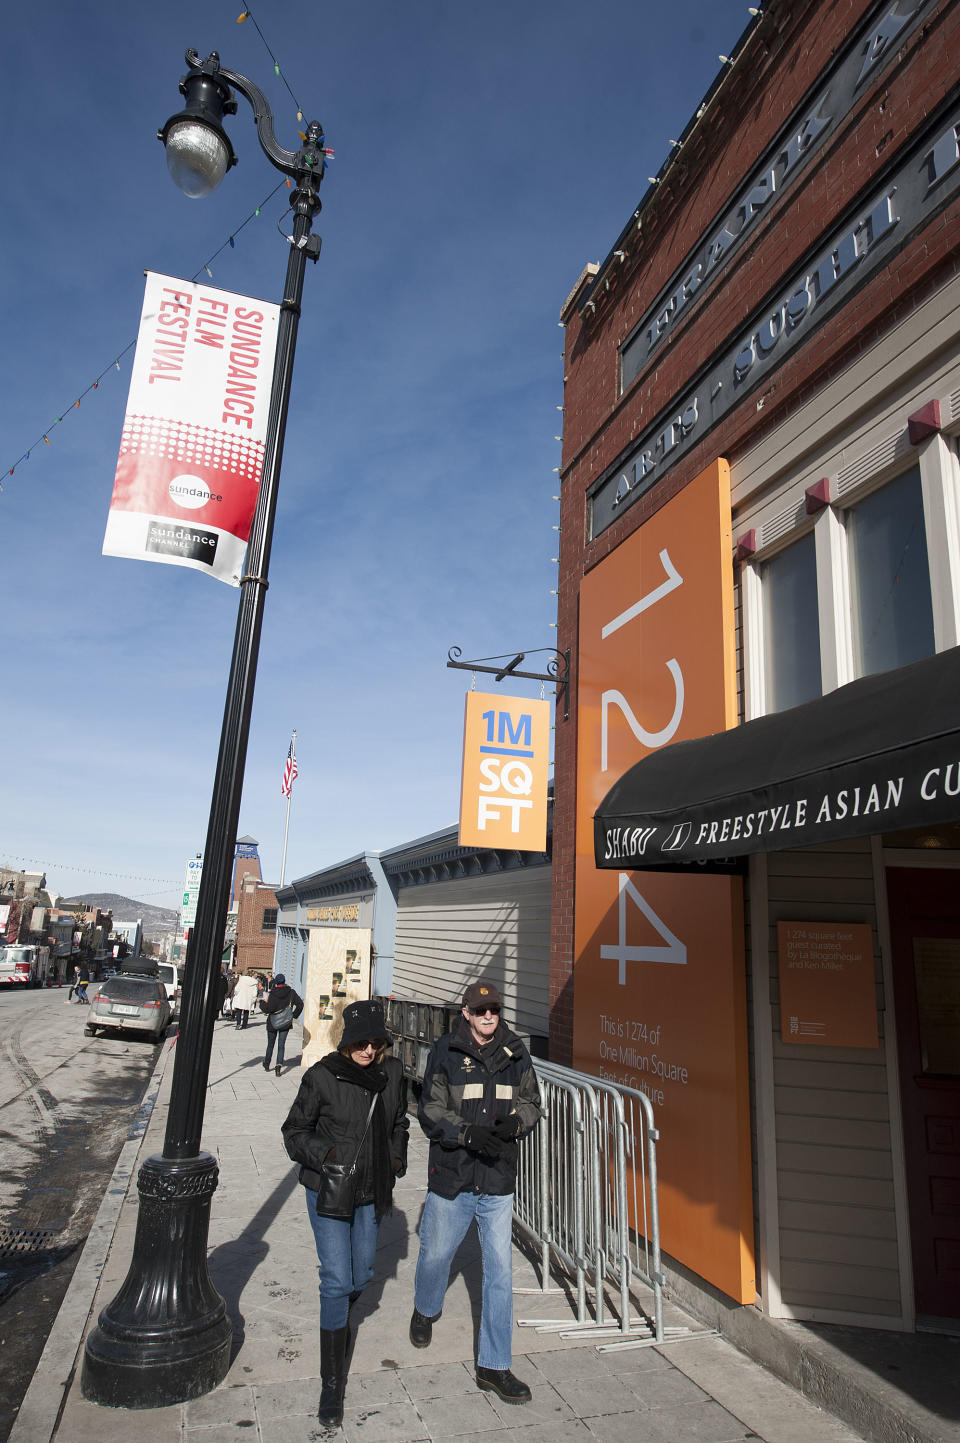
[0,986,168,1440]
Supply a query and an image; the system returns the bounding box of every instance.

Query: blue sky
[2,0,753,909]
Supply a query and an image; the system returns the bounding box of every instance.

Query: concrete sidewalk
[12,1014,870,1443]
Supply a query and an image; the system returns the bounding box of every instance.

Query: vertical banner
[459,692,550,851]
[103,272,280,586]
[573,459,756,1304]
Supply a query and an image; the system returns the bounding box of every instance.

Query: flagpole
[279,728,296,886]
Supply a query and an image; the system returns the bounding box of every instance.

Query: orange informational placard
[458,692,550,852]
[777,921,879,1047]
[573,459,756,1304]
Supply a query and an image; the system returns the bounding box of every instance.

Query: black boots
[275,1064,282,1076]
[476,1366,532,1403]
[318,1324,349,1429]
[409,1307,438,1348]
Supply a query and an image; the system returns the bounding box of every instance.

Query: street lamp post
[81,51,325,1409]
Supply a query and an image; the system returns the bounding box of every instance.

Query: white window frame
[742,430,960,716]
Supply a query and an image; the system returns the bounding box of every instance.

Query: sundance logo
[168,474,223,510]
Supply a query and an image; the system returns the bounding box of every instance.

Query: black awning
[594,646,960,868]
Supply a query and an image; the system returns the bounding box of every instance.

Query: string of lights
[0,855,178,888]
[236,5,305,122]
[3,178,290,493]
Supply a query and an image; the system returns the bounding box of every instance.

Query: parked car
[157,962,180,1007]
[85,976,172,1042]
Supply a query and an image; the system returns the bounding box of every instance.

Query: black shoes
[262,1060,269,1070]
[476,1367,532,1404]
[409,1307,438,1348]
[275,1064,282,1076]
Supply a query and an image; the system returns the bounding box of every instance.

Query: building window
[846,466,935,679]
[761,532,821,712]
[261,908,278,931]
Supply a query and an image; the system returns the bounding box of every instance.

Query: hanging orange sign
[458,692,550,851]
[573,459,755,1304]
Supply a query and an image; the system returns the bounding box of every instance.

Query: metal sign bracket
[447,646,570,720]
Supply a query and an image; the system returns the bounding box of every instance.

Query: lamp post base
[81,1152,232,1409]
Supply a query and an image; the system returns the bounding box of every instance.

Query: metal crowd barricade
[515,1059,691,1348]
[512,1068,591,1325]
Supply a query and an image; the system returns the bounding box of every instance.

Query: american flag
[281,739,298,798]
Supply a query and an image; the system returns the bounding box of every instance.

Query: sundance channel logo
[146,521,219,566]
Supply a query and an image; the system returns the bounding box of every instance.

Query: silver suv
[86,976,172,1042]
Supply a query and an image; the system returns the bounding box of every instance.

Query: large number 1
[600,548,684,772]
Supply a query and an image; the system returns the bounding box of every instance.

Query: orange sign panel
[459,692,550,852]
[573,460,755,1304]
[777,921,879,1048]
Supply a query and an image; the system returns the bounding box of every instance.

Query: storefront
[274,853,394,1067]
[274,823,553,1055]
[552,0,960,1332]
[381,822,552,1042]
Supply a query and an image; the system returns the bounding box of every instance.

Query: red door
[886,867,960,1322]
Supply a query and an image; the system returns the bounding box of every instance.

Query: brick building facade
[553,0,960,1338]
[234,875,279,979]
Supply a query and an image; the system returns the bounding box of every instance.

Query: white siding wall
[392,867,551,1036]
[767,840,903,1320]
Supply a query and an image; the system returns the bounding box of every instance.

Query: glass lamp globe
[164,120,231,198]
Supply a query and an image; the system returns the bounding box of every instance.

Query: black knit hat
[339,999,390,1051]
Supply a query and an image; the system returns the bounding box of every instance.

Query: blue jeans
[414,1190,514,1370]
[304,1192,379,1330]
[264,1026,288,1067]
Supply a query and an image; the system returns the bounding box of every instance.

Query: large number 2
[600,548,684,772]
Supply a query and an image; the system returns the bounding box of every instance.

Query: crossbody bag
[313,1092,379,1219]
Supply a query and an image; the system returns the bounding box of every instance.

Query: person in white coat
[232,971,260,1029]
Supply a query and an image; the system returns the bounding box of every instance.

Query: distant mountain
[59,893,179,937]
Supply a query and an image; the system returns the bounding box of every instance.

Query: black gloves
[464,1118,521,1157]
[464,1124,500,1155]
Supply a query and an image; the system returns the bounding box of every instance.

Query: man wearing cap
[410,979,541,1404]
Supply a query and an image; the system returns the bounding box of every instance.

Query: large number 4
[600,548,684,772]
[600,873,687,986]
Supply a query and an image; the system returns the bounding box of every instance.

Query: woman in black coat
[282,998,408,1429]
[259,972,303,1075]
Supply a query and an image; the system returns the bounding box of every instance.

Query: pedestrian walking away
[223,970,237,1019]
[232,971,258,1029]
[282,999,408,1430]
[65,965,79,1003]
[411,978,541,1405]
[259,972,303,1074]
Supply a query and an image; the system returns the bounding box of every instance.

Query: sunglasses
[351,1039,380,1051]
[468,1005,500,1017]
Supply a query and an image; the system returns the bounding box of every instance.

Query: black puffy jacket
[418,1018,541,1198]
[281,1054,408,1208]
[259,982,303,1029]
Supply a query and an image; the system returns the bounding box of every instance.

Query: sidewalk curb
[8,1034,176,1443]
